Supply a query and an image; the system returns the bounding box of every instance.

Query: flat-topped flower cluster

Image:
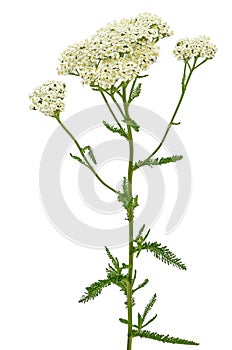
[173,36,217,61]
[57,13,173,90]
[29,14,217,118]
[29,81,66,117]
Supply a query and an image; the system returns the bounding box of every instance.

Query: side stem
[137,59,197,167]
[56,117,118,194]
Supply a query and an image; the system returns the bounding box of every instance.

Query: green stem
[137,59,197,168]
[100,91,127,137]
[110,93,126,121]
[56,117,118,194]
[122,86,134,350]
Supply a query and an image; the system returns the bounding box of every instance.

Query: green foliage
[132,330,199,345]
[79,247,130,304]
[103,121,127,138]
[123,117,140,132]
[133,278,149,294]
[142,315,157,328]
[141,241,187,270]
[79,278,112,303]
[69,153,87,166]
[128,83,142,103]
[134,293,157,330]
[83,145,97,164]
[119,318,129,325]
[142,293,157,321]
[134,225,151,257]
[105,246,120,270]
[105,247,132,307]
[133,155,183,170]
[118,177,139,220]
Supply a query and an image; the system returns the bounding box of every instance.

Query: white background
[1,0,231,349]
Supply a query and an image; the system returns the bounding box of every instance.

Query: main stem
[123,86,134,350]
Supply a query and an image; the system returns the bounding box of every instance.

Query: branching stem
[135,58,198,170]
[56,117,118,194]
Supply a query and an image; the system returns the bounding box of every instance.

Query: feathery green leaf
[103,121,127,138]
[88,147,97,164]
[133,155,183,170]
[118,178,139,219]
[128,83,142,103]
[132,330,199,345]
[105,246,119,270]
[142,241,187,270]
[142,315,157,328]
[69,153,87,166]
[142,293,157,321]
[82,145,97,164]
[133,278,149,294]
[79,278,111,303]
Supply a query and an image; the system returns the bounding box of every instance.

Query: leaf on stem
[69,153,87,166]
[119,318,129,325]
[142,315,157,328]
[83,145,97,164]
[133,155,183,170]
[141,241,187,270]
[103,121,127,138]
[123,117,140,132]
[118,178,139,219]
[142,293,157,321]
[132,330,199,345]
[132,278,149,294]
[128,83,142,103]
[79,278,112,303]
[105,246,120,270]
[88,147,97,164]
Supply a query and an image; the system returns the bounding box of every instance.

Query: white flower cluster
[173,36,217,61]
[29,81,66,117]
[57,13,173,90]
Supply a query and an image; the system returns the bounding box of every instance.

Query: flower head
[29,80,66,117]
[57,13,173,90]
[173,36,217,61]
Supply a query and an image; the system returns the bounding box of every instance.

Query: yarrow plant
[29,12,217,350]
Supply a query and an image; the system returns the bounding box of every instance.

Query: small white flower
[29,81,66,117]
[173,36,217,61]
[57,13,172,90]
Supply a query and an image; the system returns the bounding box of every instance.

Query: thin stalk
[136,59,197,168]
[110,93,126,120]
[122,86,134,350]
[100,91,127,137]
[56,117,118,194]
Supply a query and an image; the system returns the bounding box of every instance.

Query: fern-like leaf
[142,241,187,270]
[132,330,199,345]
[70,153,87,166]
[105,246,119,269]
[133,278,149,294]
[103,121,127,138]
[82,145,97,164]
[133,155,183,170]
[88,147,97,164]
[142,293,157,321]
[79,278,111,303]
[142,315,157,328]
[128,83,142,103]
